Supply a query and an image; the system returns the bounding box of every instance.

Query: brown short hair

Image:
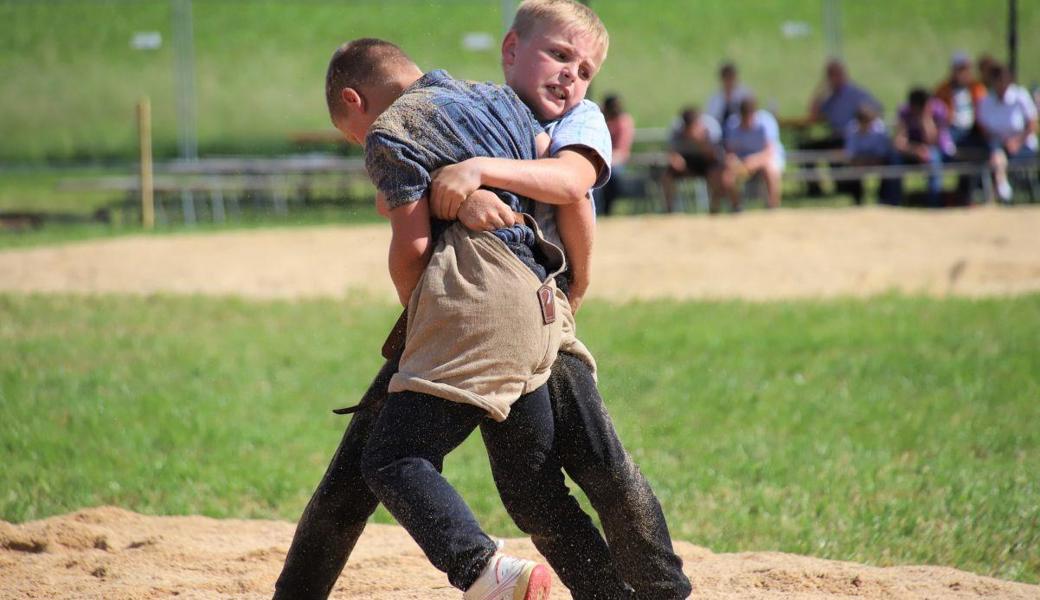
[511,0,609,60]
[325,38,415,118]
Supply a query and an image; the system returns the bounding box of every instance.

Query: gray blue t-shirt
[530,99,613,247]
[365,70,546,261]
[819,82,882,137]
[365,69,542,213]
[724,110,785,169]
[843,117,892,159]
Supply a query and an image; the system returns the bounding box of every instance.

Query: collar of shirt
[408,69,451,92]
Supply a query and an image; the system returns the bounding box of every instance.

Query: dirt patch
[2,206,1039,301]
[1,507,1035,599]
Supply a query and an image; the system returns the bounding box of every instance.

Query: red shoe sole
[518,564,552,600]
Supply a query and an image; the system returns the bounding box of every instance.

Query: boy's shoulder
[369,70,457,135]
[546,99,604,130]
[544,99,608,144]
[371,70,536,139]
[543,99,612,187]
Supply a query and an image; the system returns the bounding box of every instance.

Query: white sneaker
[463,553,552,600]
[997,179,1013,202]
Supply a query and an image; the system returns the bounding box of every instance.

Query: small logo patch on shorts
[538,284,556,325]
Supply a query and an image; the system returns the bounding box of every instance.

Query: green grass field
[1,0,1037,162]
[2,293,1038,582]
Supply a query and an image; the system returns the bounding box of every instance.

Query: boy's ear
[340,87,365,114]
[501,31,519,68]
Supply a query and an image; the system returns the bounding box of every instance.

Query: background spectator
[977,63,1039,202]
[893,87,951,206]
[976,53,997,88]
[843,103,898,205]
[934,52,987,152]
[808,59,884,145]
[802,59,883,198]
[661,106,728,213]
[706,62,751,130]
[595,94,635,216]
[724,97,784,209]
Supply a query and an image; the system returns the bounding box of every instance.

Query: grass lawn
[1,0,1037,162]
[2,293,1038,582]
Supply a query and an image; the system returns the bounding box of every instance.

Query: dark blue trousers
[272,352,691,600]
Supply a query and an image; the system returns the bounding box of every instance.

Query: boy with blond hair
[273,3,691,600]
[431,3,690,595]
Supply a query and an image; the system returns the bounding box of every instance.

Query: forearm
[613,117,635,164]
[388,234,429,306]
[749,143,776,164]
[387,198,432,306]
[556,200,594,292]
[1020,120,1039,142]
[921,119,938,145]
[469,151,599,206]
[375,192,391,219]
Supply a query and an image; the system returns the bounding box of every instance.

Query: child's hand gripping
[430,160,482,220]
[431,162,520,232]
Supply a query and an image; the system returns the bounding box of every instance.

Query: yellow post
[137,97,155,229]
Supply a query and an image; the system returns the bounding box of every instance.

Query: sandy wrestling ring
[1,206,1039,301]
[2,207,1039,598]
[2,507,1037,599]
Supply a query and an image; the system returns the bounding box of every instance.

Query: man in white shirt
[977,63,1039,201]
[706,62,751,129]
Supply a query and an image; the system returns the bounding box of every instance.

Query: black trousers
[273,354,691,600]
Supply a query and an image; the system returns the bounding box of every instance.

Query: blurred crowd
[595,53,1039,215]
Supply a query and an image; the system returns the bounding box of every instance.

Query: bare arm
[920,111,938,146]
[1004,117,1036,153]
[387,197,433,307]
[375,192,391,219]
[892,119,910,152]
[474,148,601,204]
[555,199,594,312]
[429,147,602,219]
[612,114,635,165]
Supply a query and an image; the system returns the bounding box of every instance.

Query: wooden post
[137,97,155,229]
[1008,0,1018,79]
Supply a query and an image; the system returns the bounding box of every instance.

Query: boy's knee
[498,490,542,533]
[570,449,643,503]
[359,444,389,486]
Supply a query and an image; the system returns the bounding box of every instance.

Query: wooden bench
[621,149,1038,211]
[58,156,371,225]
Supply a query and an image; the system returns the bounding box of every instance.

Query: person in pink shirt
[594,94,634,215]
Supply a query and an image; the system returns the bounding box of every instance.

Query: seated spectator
[802,59,883,197]
[706,62,751,129]
[661,106,730,213]
[976,53,997,88]
[807,59,884,146]
[934,52,988,152]
[893,88,952,207]
[843,103,898,205]
[977,63,1039,202]
[594,94,634,216]
[935,52,989,202]
[724,97,784,209]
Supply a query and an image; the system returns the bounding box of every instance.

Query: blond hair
[511,0,609,60]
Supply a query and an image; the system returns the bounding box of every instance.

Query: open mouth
[546,84,567,101]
